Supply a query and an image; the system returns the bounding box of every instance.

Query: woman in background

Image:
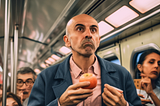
[0,92,22,106]
[135,49,160,106]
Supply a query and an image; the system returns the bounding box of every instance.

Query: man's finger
[104,84,123,95]
[68,81,90,90]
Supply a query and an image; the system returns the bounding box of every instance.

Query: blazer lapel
[97,56,120,92]
[52,55,73,98]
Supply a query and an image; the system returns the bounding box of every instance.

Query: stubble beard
[70,45,94,58]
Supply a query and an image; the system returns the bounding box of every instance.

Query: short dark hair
[17,67,36,81]
[0,92,22,106]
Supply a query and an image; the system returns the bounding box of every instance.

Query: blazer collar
[52,55,72,98]
[52,54,120,98]
[97,55,120,92]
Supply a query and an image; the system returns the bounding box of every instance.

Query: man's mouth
[23,91,29,94]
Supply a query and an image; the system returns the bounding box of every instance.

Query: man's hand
[59,81,93,106]
[102,84,127,106]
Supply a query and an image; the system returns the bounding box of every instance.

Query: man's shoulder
[39,55,70,76]
[97,56,129,74]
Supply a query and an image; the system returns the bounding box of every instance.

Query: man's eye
[91,28,96,33]
[17,80,23,83]
[77,27,84,32]
[26,79,34,83]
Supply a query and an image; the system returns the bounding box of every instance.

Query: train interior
[0,0,160,96]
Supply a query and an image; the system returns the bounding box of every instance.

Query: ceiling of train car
[0,0,160,73]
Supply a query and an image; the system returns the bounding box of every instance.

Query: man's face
[64,14,100,57]
[16,73,34,101]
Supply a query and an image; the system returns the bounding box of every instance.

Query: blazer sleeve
[27,73,58,106]
[125,71,142,106]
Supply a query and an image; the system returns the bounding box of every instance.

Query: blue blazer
[28,55,142,106]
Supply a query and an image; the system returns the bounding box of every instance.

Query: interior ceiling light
[105,6,139,28]
[45,60,52,65]
[40,63,46,68]
[98,21,114,36]
[51,54,60,60]
[34,69,41,74]
[129,0,160,13]
[48,57,55,63]
[59,46,71,54]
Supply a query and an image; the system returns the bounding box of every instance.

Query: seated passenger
[0,92,22,106]
[0,84,2,95]
[135,49,160,106]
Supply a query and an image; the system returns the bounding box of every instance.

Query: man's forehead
[17,73,33,79]
[69,14,98,26]
[75,22,98,27]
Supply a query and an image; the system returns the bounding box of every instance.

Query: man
[16,67,36,106]
[28,14,142,106]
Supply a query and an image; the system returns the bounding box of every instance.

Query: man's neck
[72,54,95,73]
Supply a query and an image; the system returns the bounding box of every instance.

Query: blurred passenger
[16,67,36,106]
[28,14,141,106]
[135,49,160,106]
[0,84,2,95]
[0,92,22,106]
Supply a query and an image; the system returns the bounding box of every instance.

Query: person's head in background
[0,84,2,95]
[135,49,160,87]
[16,67,36,102]
[0,92,22,106]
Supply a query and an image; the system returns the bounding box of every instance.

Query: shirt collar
[69,56,100,78]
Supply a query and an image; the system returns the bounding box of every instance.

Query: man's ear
[137,64,142,72]
[63,35,71,47]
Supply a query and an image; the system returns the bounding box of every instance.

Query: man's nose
[85,35,92,39]
[20,83,28,89]
[85,28,92,38]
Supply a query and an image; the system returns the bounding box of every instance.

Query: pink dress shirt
[69,56,102,106]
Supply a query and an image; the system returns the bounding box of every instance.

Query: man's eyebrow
[90,25,98,28]
[75,24,98,28]
[75,24,85,27]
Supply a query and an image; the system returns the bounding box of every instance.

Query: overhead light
[129,0,160,13]
[48,57,55,63]
[98,21,114,36]
[45,60,52,65]
[40,63,46,68]
[34,69,41,74]
[105,6,139,28]
[51,54,60,60]
[59,46,71,54]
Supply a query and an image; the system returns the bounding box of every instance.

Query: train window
[110,59,121,65]
[136,52,143,65]
[134,52,143,79]
[103,53,121,65]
